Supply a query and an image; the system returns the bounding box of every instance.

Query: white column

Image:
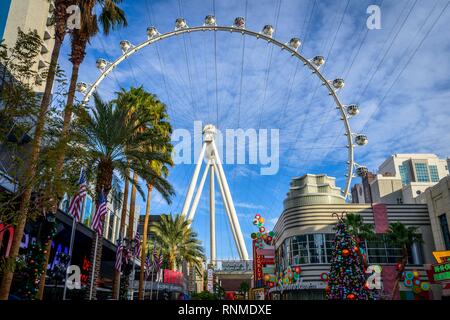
[187,160,211,222]
[181,143,207,218]
[211,140,249,260]
[210,163,216,265]
[212,160,243,259]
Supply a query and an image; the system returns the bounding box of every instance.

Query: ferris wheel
[76,15,369,260]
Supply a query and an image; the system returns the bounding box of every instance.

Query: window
[365,235,420,265]
[308,234,327,264]
[83,196,93,226]
[429,165,439,182]
[439,214,450,250]
[399,165,410,185]
[277,233,424,266]
[414,163,430,182]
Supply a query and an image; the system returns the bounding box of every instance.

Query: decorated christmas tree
[326,213,371,300]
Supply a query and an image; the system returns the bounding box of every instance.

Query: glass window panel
[429,165,439,182]
[399,165,410,185]
[414,163,430,182]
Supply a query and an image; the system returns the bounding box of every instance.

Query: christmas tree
[326,214,371,300]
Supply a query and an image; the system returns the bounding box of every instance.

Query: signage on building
[432,250,450,263]
[268,278,325,294]
[221,260,252,272]
[207,268,214,292]
[253,241,264,286]
[430,262,450,282]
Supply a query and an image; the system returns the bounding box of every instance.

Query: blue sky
[57,0,450,260]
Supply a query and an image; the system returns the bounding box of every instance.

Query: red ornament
[294,267,301,274]
[353,246,359,253]
[347,293,356,300]
[342,249,350,257]
[325,286,331,293]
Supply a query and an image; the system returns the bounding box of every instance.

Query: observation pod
[120,40,132,53]
[289,38,301,51]
[332,78,345,90]
[204,15,216,26]
[262,25,274,37]
[96,58,108,71]
[76,82,88,93]
[356,166,369,177]
[147,26,159,39]
[233,17,245,29]
[175,18,188,30]
[347,105,360,116]
[312,56,325,67]
[355,134,368,146]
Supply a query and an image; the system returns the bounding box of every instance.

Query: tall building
[353,154,449,204]
[271,174,441,300]
[417,176,450,251]
[1,0,55,92]
[137,214,161,241]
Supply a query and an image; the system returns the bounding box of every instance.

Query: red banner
[372,203,389,234]
[163,269,183,285]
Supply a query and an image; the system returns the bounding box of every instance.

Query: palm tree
[343,213,375,268]
[72,92,174,299]
[0,1,75,300]
[109,87,173,299]
[135,93,173,300]
[37,0,128,299]
[386,222,423,300]
[151,214,205,271]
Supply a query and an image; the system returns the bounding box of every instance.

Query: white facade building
[1,0,55,92]
[353,154,449,204]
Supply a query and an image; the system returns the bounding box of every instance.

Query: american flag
[91,191,107,236]
[156,249,164,272]
[67,169,87,222]
[134,231,141,258]
[152,240,158,269]
[144,255,152,279]
[115,244,124,271]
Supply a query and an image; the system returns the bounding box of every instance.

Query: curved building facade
[271,174,438,300]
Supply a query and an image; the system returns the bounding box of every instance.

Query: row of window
[276,233,422,270]
[399,163,440,185]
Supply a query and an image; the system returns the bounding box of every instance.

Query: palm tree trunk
[0,27,65,300]
[138,184,152,300]
[36,62,81,300]
[85,233,104,300]
[112,168,130,299]
[123,172,138,298]
[127,172,138,239]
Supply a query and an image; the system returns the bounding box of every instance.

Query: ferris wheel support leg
[210,163,216,265]
[187,159,211,222]
[181,142,207,219]
[211,141,249,260]
[212,160,243,259]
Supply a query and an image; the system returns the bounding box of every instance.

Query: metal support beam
[211,140,249,260]
[210,163,216,265]
[181,143,207,218]
[187,160,210,222]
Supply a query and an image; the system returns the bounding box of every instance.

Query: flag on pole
[134,231,141,258]
[152,240,158,269]
[144,255,152,279]
[91,191,107,236]
[156,249,164,272]
[115,244,124,271]
[67,169,87,222]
